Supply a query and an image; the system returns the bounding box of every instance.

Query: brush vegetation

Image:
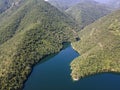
[0,0,77,89]
[66,0,111,30]
[48,0,111,31]
[71,10,120,80]
[0,0,24,13]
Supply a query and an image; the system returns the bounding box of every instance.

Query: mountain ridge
[0,0,77,89]
[66,0,111,30]
[47,0,111,30]
[70,9,120,80]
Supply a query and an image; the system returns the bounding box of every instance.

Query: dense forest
[65,0,111,30]
[71,9,120,80]
[48,0,111,31]
[0,0,77,89]
[0,0,120,89]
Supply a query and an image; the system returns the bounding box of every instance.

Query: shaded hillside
[66,0,111,30]
[0,0,23,13]
[108,0,120,10]
[0,0,77,89]
[71,10,120,80]
[47,0,83,11]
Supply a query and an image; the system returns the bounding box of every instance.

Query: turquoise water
[23,45,120,90]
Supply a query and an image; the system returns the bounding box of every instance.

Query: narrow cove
[23,45,120,90]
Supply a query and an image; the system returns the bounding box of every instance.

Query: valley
[0,0,120,90]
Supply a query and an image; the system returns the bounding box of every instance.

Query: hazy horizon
[95,0,110,3]
[45,0,112,3]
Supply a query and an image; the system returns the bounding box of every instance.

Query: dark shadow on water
[62,42,70,49]
[38,54,57,65]
[38,42,71,65]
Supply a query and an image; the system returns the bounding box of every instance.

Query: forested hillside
[0,0,120,89]
[66,0,111,30]
[71,10,120,80]
[0,0,23,13]
[47,0,82,11]
[47,0,111,31]
[0,0,77,89]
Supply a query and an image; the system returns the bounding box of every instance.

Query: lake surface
[23,45,120,90]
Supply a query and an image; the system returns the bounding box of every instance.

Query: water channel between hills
[23,45,120,90]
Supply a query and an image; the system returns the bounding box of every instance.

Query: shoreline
[22,42,71,90]
[71,70,120,81]
[22,50,62,90]
[70,43,120,81]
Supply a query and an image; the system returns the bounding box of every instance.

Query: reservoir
[23,45,120,90]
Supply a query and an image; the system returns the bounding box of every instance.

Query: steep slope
[47,0,82,11]
[0,0,77,89]
[71,10,120,80]
[66,0,111,30]
[0,0,23,13]
[108,0,120,10]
